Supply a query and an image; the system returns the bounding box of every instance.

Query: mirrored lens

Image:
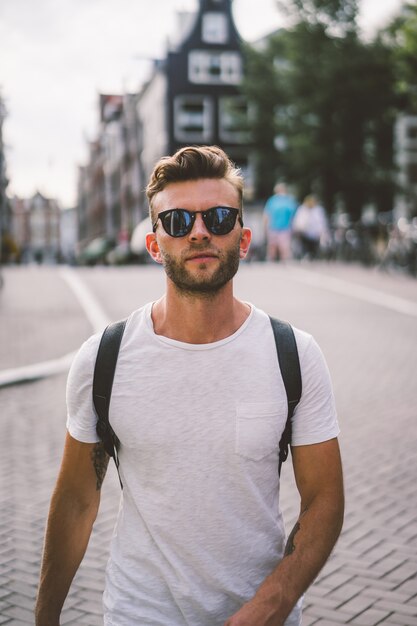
[162,210,194,237]
[205,207,237,234]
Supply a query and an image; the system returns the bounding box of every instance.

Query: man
[263,183,297,261]
[36,146,344,626]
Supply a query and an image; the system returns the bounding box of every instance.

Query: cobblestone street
[0,262,416,625]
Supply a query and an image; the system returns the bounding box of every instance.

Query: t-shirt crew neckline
[144,301,254,351]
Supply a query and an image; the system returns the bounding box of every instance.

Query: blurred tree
[276,0,358,34]
[242,37,286,199]
[242,0,397,219]
[383,3,417,113]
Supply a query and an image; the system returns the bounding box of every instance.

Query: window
[407,125,417,140]
[408,163,417,184]
[202,12,228,44]
[188,50,242,85]
[219,96,250,143]
[174,95,213,142]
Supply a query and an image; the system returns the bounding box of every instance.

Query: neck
[151,280,250,344]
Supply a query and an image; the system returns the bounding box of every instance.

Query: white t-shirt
[66,304,339,626]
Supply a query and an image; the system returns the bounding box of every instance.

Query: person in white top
[36,146,344,626]
[292,195,329,260]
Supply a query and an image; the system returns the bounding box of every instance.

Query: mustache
[182,244,220,256]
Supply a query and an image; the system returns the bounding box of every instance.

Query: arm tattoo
[284,522,300,556]
[91,443,109,490]
[284,506,309,557]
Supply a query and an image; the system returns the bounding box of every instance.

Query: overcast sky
[0,0,404,208]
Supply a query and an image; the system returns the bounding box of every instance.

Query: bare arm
[263,212,270,240]
[35,432,109,626]
[224,438,344,626]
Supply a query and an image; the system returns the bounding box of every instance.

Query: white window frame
[188,50,242,85]
[202,12,228,44]
[219,96,251,143]
[174,95,213,142]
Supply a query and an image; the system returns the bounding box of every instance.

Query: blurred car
[130,217,152,264]
[77,237,114,266]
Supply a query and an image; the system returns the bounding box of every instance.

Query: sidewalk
[0,263,416,625]
[0,266,120,625]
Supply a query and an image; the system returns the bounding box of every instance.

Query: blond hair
[146,145,243,221]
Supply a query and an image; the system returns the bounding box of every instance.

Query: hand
[223,600,284,626]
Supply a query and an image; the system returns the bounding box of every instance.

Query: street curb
[0,351,76,388]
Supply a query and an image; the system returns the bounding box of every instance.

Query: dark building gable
[180,0,241,51]
[166,0,251,166]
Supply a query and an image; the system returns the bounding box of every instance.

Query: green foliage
[276,0,358,34]
[383,3,417,112]
[242,0,398,218]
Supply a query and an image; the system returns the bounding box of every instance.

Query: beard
[160,241,241,297]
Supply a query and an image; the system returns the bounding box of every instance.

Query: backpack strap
[93,318,127,489]
[269,316,302,475]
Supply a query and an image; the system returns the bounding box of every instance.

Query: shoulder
[68,304,150,384]
[68,332,102,382]
[292,327,331,378]
[259,315,331,382]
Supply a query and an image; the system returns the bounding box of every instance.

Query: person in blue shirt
[263,183,297,261]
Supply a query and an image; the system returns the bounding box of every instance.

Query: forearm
[35,489,99,625]
[253,493,344,623]
[224,488,344,626]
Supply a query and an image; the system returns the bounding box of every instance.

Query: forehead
[153,178,240,213]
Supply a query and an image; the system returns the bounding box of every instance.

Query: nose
[188,213,211,241]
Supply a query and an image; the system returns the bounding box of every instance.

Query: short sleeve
[66,332,101,443]
[264,198,273,215]
[291,332,340,446]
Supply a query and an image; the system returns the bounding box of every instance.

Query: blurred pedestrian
[292,195,329,260]
[36,146,343,626]
[263,182,297,261]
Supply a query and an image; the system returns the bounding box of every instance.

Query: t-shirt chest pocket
[235,400,287,461]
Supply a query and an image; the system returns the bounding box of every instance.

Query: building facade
[0,94,12,263]
[166,0,251,176]
[10,192,61,263]
[77,0,253,256]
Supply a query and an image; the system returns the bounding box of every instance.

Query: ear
[239,227,252,260]
[145,232,163,264]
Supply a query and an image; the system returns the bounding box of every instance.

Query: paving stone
[376,599,417,617]
[348,607,393,625]
[379,617,417,626]
[336,593,375,616]
[363,586,413,604]
[327,582,366,605]
[305,605,353,623]
[384,561,417,584]
[1,605,33,623]
[60,608,86,624]
[301,616,319,625]
[395,578,417,597]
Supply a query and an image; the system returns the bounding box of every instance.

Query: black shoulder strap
[269,316,302,475]
[93,318,127,489]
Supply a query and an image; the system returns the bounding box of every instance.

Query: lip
[186,252,218,261]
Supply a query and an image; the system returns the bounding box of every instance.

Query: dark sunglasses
[153,206,243,238]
